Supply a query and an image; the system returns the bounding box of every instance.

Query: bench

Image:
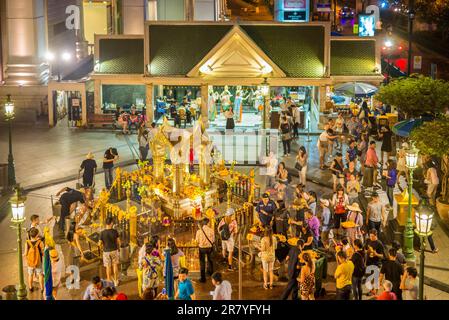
[87,113,116,128]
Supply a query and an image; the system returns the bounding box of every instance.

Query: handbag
[295,161,303,171]
[200,226,220,261]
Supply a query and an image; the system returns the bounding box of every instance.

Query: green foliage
[375,76,449,118]
[411,118,449,157]
[416,0,449,40]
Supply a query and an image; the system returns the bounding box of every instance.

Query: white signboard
[413,56,422,70]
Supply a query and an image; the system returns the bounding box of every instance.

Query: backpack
[220,223,231,241]
[26,239,43,268]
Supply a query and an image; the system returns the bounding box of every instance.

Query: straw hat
[401,142,409,149]
[347,203,362,212]
[50,249,59,260]
[86,152,94,159]
[319,199,330,207]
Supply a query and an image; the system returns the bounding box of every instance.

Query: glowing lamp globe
[406,144,419,169]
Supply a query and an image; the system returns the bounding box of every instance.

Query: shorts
[319,144,328,157]
[27,266,42,276]
[332,175,345,187]
[103,250,119,267]
[222,238,235,254]
[262,260,274,272]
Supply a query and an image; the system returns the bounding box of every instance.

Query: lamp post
[414,199,434,300]
[260,78,270,157]
[4,94,16,188]
[384,39,393,84]
[10,185,27,300]
[407,0,415,76]
[404,142,419,262]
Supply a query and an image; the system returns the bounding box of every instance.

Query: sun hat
[262,193,270,199]
[319,199,330,207]
[347,203,362,212]
[50,249,59,260]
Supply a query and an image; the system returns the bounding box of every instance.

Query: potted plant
[411,118,449,220]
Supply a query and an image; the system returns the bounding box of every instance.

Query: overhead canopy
[392,119,423,137]
[333,82,378,97]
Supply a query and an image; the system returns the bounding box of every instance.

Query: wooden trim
[186,25,286,78]
[331,75,384,84]
[144,77,333,86]
[145,20,331,28]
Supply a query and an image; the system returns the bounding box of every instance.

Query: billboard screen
[359,14,375,37]
[284,0,307,9]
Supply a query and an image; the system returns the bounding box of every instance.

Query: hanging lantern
[260,78,270,96]
[414,200,434,236]
[406,142,419,169]
[10,186,26,223]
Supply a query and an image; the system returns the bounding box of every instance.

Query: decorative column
[3,0,49,85]
[172,163,184,196]
[146,83,154,125]
[200,84,209,128]
[122,0,145,35]
[199,142,211,188]
[94,80,102,115]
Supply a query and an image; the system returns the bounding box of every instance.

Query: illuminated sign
[284,10,306,20]
[359,14,375,37]
[284,0,307,9]
[316,0,331,12]
[276,0,309,22]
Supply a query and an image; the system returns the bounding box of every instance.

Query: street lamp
[404,142,419,262]
[414,199,434,300]
[45,51,72,81]
[407,0,415,75]
[10,185,27,300]
[4,94,16,188]
[384,40,393,84]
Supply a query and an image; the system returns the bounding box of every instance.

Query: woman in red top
[331,185,349,238]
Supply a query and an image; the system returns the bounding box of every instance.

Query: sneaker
[432,248,439,254]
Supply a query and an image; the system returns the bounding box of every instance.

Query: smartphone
[161,288,167,295]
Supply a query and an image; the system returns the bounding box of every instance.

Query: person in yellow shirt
[334,251,354,300]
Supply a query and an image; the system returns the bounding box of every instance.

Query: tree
[410,117,449,204]
[415,0,449,40]
[374,75,449,118]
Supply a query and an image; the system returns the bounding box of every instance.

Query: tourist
[366,192,386,236]
[195,217,215,283]
[380,248,404,300]
[261,151,278,190]
[27,214,54,240]
[305,209,320,248]
[101,286,128,300]
[383,159,398,206]
[319,199,332,249]
[292,104,301,138]
[25,227,44,294]
[347,115,360,140]
[345,139,358,167]
[176,268,195,300]
[98,217,121,286]
[365,229,385,296]
[79,152,97,188]
[327,128,338,162]
[331,185,349,238]
[225,106,235,130]
[259,227,277,290]
[279,116,292,156]
[346,174,361,204]
[379,125,393,166]
[358,100,370,120]
[360,118,371,143]
[211,272,232,300]
[334,251,354,300]
[281,239,304,300]
[299,252,315,300]
[330,152,345,192]
[138,129,150,161]
[141,242,162,296]
[318,125,331,169]
[345,203,364,245]
[116,107,129,134]
[49,249,65,299]
[274,200,289,236]
[377,280,397,300]
[103,147,119,190]
[344,161,359,184]
[83,276,114,300]
[307,191,317,215]
[425,163,440,206]
[290,190,309,236]
[66,221,85,265]
[334,112,345,150]
[218,208,238,271]
[55,186,86,235]
[351,239,366,300]
[295,146,308,187]
[165,237,185,279]
[357,134,369,173]
[256,193,277,227]
[299,224,314,251]
[400,267,419,300]
[275,162,290,198]
[364,141,380,189]
[392,240,406,266]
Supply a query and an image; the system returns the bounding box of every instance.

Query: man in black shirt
[99,217,121,286]
[79,152,97,187]
[103,147,119,189]
[280,239,304,300]
[364,229,385,296]
[56,187,85,234]
[380,248,404,300]
[351,239,366,300]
